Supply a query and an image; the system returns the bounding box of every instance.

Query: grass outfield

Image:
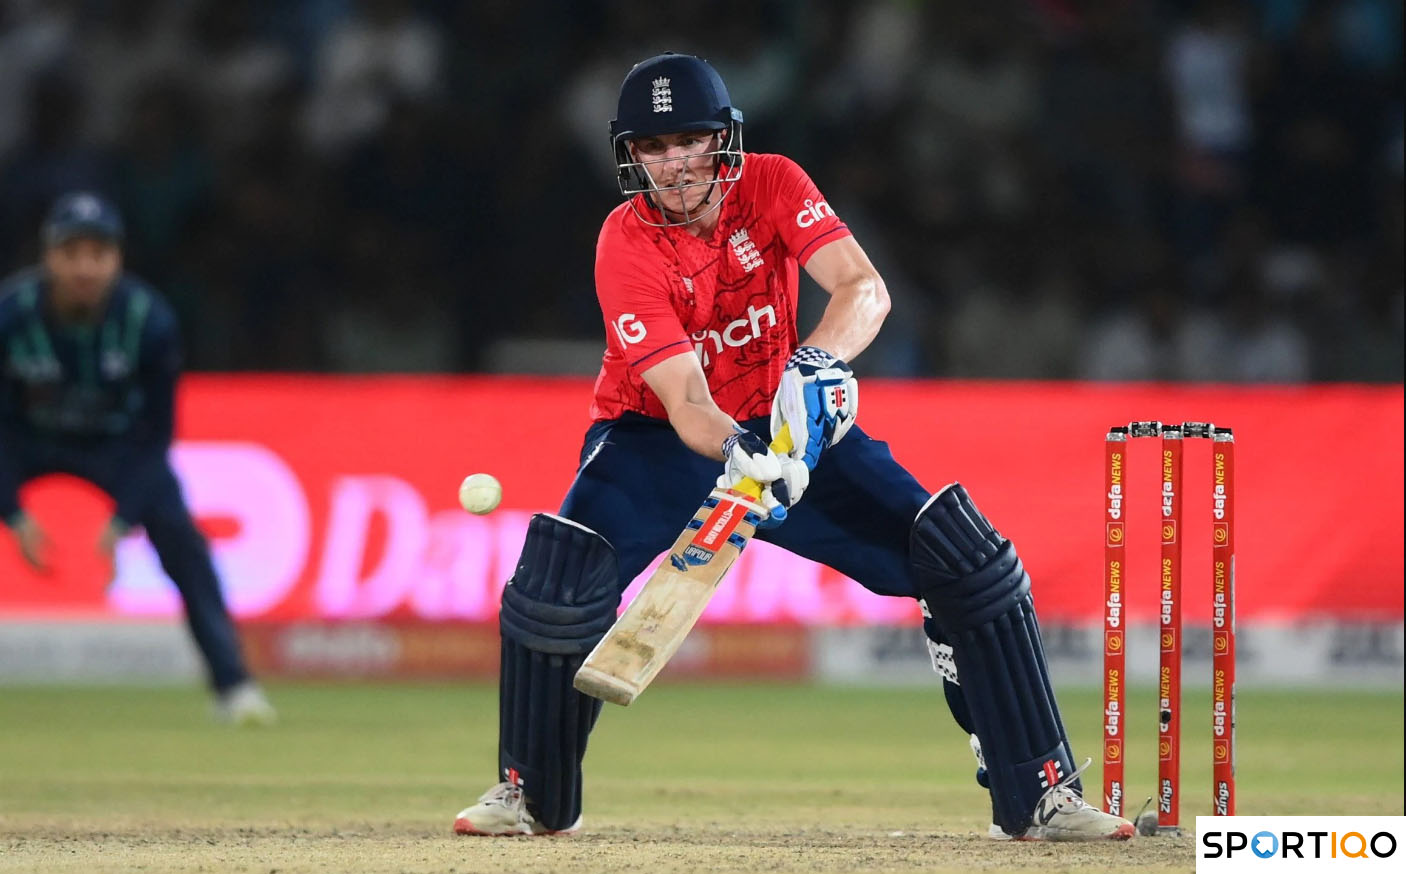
[0,682,1400,873]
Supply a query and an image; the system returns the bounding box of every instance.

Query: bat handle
[735,424,795,519]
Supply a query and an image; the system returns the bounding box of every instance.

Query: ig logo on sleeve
[613,314,646,346]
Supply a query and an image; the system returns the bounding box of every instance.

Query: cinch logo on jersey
[795,198,835,228]
[613,313,647,346]
[1197,816,1406,871]
[692,304,776,367]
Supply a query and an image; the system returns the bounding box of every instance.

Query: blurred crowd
[0,0,1401,380]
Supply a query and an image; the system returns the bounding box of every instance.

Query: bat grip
[735,424,795,519]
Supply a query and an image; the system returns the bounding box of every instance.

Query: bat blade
[574,425,793,706]
[573,488,768,705]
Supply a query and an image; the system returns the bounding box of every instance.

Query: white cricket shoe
[453,782,581,837]
[213,681,278,727]
[988,759,1135,841]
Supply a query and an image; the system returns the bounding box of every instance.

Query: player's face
[43,236,122,314]
[628,130,722,218]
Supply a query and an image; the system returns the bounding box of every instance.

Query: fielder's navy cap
[42,191,125,246]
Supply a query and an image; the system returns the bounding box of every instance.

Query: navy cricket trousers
[558,413,935,600]
[10,441,250,691]
[502,414,985,830]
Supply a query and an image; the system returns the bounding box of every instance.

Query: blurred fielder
[454,54,1132,841]
[0,192,275,726]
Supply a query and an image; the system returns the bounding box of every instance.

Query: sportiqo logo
[795,198,835,228]
[1197,817,1406,871]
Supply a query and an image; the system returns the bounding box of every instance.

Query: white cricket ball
[458,473,502,515]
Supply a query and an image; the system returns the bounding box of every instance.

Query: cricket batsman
[0,192,276,726]
[454,53,1133,841]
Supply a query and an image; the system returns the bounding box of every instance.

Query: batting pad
[498,513,618,830]
[911,484,1079,836]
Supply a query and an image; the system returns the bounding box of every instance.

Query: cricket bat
[573,426,794,706]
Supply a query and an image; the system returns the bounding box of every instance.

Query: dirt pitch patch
[1,822,1194,874]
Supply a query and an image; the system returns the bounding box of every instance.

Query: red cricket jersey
[590,152,851,422]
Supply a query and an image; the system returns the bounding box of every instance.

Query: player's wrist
[719,423,747,459]
[787,345,839,368]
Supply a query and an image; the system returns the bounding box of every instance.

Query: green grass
[0,683,1400,872]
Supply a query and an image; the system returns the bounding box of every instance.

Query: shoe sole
[990,821,1137,841]
[452,817,579,837]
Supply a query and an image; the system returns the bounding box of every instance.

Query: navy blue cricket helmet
[609,53,745,225]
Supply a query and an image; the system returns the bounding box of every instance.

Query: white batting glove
[719,427,809,527]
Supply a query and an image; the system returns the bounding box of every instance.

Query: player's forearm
[641,352,740,461]
[666,401,738,462]
[801,274,891,362]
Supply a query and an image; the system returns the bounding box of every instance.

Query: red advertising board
[236,622,811,680]
[1,377,1400,625]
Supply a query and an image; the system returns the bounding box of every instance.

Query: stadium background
[2,0,1399,679]
[0,3,1401,869]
